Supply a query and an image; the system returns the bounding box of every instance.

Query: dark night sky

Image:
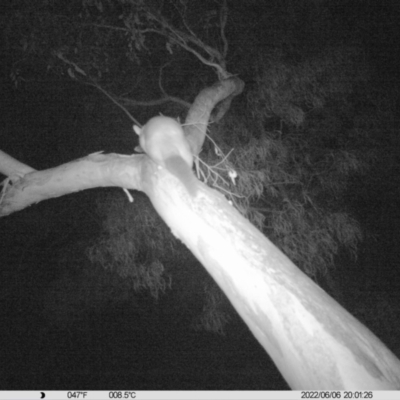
[0,0,399,391]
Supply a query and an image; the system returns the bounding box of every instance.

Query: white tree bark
[2,146,400,389]
[143,161,400,390]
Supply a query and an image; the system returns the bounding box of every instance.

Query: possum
[134,116,198,197]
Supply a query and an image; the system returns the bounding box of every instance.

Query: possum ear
[133,125,142,136]
[134,145,144,153]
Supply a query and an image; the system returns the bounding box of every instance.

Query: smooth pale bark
[142,161,400,390]
[0,152,142,216]
[2,147,400,389]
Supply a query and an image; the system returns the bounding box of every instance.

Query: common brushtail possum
[134,116,198,197]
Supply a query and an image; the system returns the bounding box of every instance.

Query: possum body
[134,116,198,197]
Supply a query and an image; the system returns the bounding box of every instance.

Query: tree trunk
[146,167,400,390]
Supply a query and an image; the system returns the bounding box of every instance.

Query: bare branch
[145,8,228,79]
[56,52,140,125]
[0,150,36,178]
[118,95,191,110]
[220,0,229,58]
[89,82,140,126]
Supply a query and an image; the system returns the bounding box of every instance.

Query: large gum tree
[1,0,399,390]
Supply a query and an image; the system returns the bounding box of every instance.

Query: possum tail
[164,156,198,197]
